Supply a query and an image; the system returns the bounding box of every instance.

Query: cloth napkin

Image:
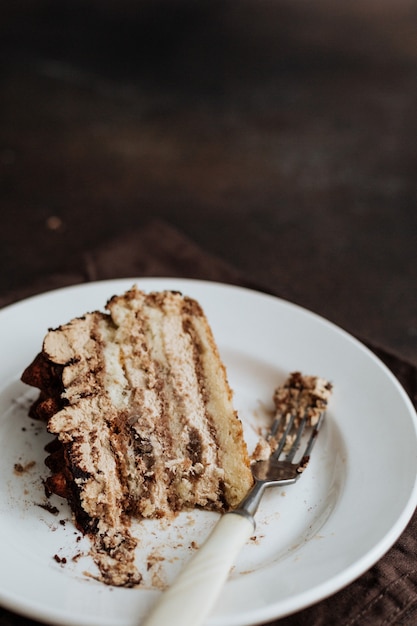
[1,219,416,626]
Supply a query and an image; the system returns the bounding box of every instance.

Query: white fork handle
[142,512,254,626]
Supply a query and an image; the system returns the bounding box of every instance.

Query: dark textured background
[1,0,417,365]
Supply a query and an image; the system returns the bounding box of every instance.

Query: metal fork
[143,409,326,626]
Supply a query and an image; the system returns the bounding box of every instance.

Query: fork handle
[142,512,254,626]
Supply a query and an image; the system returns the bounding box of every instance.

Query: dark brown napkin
[1,219,416,626]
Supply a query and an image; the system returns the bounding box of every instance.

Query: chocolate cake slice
[21,286,253,586]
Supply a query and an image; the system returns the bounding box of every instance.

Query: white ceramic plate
[1,278,416,626]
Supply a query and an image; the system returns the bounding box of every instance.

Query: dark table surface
[1,0,417,366]
[1,1,417,624]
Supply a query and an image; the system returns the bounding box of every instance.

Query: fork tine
[285,412,308,463]
[270,408,325,467]
[301,410,325,460]
[270,411,297,458]
[294,411,326,474]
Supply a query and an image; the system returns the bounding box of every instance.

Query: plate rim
[1,277,417,626]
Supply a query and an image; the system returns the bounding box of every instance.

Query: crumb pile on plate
[21,286,253,586]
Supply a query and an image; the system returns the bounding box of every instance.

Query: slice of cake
[21,286,253,586]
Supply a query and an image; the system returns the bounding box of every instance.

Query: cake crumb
[37,502,60,516]
[14,460,36,475]
[53,554,67,564]
[251,372,332,462]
